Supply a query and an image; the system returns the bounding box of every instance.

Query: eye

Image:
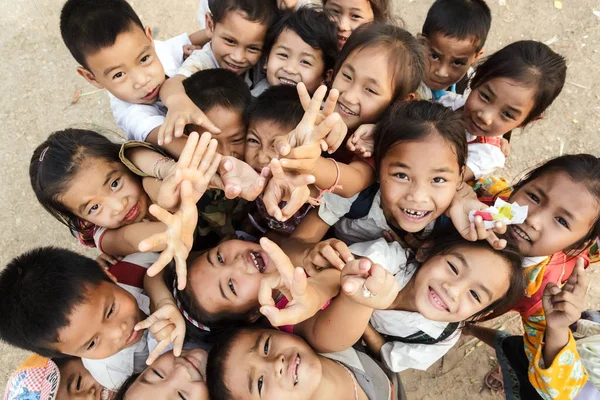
[342,72,352,80]
[502,111,514,120]
[140,55,150,63]
[232,138,246,144]
[432,177,447,183]
[224,38,235,45]
[112,72,124,80]
[76,375,82,391]
[247,138,260,144]
[470,290,481,303]
[556,217,569,228]
[248,46,261,53]
[228,279,237,296]
[257,376,264,395]
[452,60,465,67]
[106,303,115,319]
[430,52,440,60]
[86,339,97,351]
[110,178,120,189]
[263,336,270,355]
[527,192,540,204]
[366,87,379,95]
[351,13,363,20]
[178,392,187,400]
[300,59,312,66]
[217,251,224,264]
[276,52,288,59]
[152,369,164,379]
[88,204,99,215]
[393,172,408,180]
[448,261,458,275]
[479,92,490,102]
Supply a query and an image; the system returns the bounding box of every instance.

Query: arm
[144,271,175,313]
[312,158,375,198]
[362,323,385,360]
[189,29,210,47]
[288,208,338,244]
[99,222,168,256]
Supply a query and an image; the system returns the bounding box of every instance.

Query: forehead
[327,0,373,12]
[382,134,460,170]
[85,25,151,72]
[249,119,290,141]
[60,159,124,205]
[427,32,479,57]
[274,28,323,58]
[216,11,267,42]
[482,78,537,109]
[195,106,245,137]
[342,46,393,85]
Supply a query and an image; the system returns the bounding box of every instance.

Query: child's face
[412,245,511,322]
[379,135,462,233]
[207,11,267,75]
[55,279,144,359]
[245,120,290,172]
[126,349,208,400]
[223,329,322,400]
[463,78,536,137]
[61,158,150,229]
[324,0,374,49]
[332,46,394,129]
[77,25,165,105]
[188,240,276,318]
[187,106,246,159]
[276,0,299,10]
[265,29,328,94]
[509,171,598,257]
[422,32,483,91]
[57,358,114,400]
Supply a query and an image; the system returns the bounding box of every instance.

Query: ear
[76,67,104,89]
[457,165,466,187]
[323,69,333,85]
[247,309,262,323]
[404,92,416,101]
[205,13,215,39]
[144,25,154,41]
[473,49,484,63]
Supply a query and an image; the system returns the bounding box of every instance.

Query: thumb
[542,282,560,311]
[290,267,308,299]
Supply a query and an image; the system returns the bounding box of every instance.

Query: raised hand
[341,258,400,310]
[214,157,269,200]
[346,124,375,158]
[303,238,354,275]
[135,300,186,365]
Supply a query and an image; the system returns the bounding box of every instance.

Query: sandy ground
[0,0,599,397]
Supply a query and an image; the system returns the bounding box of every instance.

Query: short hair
[210,0,278,27]
[60,0,145,70]
[247,85,304,132]
[0,247,113,357]
[323,0,392,21]
[112,372,142,400]
[422,0,491,52]
[183,69,252,124]
[263,7,338,73]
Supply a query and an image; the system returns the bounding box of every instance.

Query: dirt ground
[0,0,599,398]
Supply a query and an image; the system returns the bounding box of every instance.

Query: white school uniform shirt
[109,33,191,142]
[349,238,461,372]
[177,44,253,87]
[82,252,169,390]
[437,92,505,179]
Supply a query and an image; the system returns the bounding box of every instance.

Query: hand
[447,184,507,250]
[262,159,315,222]
[257,237,324,327]
[340,259,400,310]
[303,239,354,275]
[500,138,511,158]
[279,141,323,175]
[543,259,589,332]
[346,124,375,158]
[95,253,122,270]
[140,180,198,289]
[135,300,186,365]
[215,157,269,200]
[182,44,202,60]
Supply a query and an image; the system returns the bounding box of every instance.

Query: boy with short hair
[418,0,491,100]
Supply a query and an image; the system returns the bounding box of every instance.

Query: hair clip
[39,147,50,162]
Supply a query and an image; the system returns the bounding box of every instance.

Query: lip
[510,225,532,244]
[468,116,488,135]
[125,327,140,347]
[337,101,359,118]
[224,60,246,73]
[428,287,450,312]
[246,250,270,273]
[122,203,140,224]
[287,353,300,386]
[398,207,432,223]
[142,85,160,101]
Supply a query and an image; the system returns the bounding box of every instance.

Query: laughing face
[324,0,375,50]
[57,358,114,400]
[187,240,276,317]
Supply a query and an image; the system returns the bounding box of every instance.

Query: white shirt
[437,92,506,179]
[177,44,253,87]
[109,33,191,142]
[349,238,461,372]
[251,78,270,97]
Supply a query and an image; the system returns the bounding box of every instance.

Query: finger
[473,216,488,239]
[260,237,296,279]
[274,135,292,156]
[322,88,339,117]
[262,184,283,222]
[197,138,219,174]
[281,186,310,221]
[146,339,171,365]
[172,329,185,357]
[492,221,507,235]
[189,132,211,170]
[313,113,342,142]
[279,158,316,173]
[332,241,354,263]
[570,259,589,297]
[146,248,175,276]
[194,112,221,135]
[325,120,347,154]
[172,117,189,142]
[341,276,367,296]
[139,232,170,253]
[296,82,312,111]
[285,143,322,161]
[258,274,280,307]
[177,131,200,169]
[259,305,284,326]
[320,245,346,270]
[309,253,332,271]
[148,204,175,225]
[134,314,160,331]
[148,319,174,336]
[364,263,387,297]
[175,254,188,291]
[290,267,308,300]
[157,123,167,146]
[542,282,561,311]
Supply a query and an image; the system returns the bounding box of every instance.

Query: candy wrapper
[469,198,528,229]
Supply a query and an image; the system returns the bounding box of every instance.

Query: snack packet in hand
[469,198,527,229]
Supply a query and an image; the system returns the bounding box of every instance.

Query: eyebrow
[76,296,109,353]
[248,334,263,395]
[78,169,118,214]
[452,252,494,300]
[390,161,410,169]
[430,46,470,62]
[557,206,576,222]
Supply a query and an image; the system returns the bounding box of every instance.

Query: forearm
[146,129,188,159]
[279,238,314,268]
[288,209,331,243]
[100,222,168,256]
[144,271,175,312]
[362,323,385,360]
[189,29,210,47]
[542,327,570,367]
[159,75,188,108]
[312,158,375,198]
[124,144,175,176]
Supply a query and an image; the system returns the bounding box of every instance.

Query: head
[262,7,338,93]
[0,247,143,359]
[508,154,600,257]
[323,0,391,49]
[374,100,467,233]
[30,129,150,231]
[465,40,567,137]
[206,0,278,75]
[420,0,491,91]
[60,0,165,105]
[410,229,525,322]
[114,349,208,400]
[245,86,305,172]
[331,22,424,129]
[183,69,252,159]
[207,328,323,400]
[54,357,115,400]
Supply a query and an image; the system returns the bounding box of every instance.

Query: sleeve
[523,309,588,400]
[466,143,506,180]
[380,330,461,372]
[317,192,358,226]
[349,238,407,275]
[109,97,165,142]
[177,48,216,78]
[119,141,169,177]
[436,92,466,111]
[93,227,109,254]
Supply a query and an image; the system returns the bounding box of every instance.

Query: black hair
[183,69,253,125]
[210,0,278,27]
[470,40,567,127]
[112,372,142,400]
[262,6,338,74]
[332,22,424,101]
[51,356,79,370]
[323,0,392,21]
[373,100,467,176]
[0,247,113,357]
[422,0,491,52]
[60,0,145,70]
[29,129,123,235]
[247,85,304,132]
[510,154,600,255]
[421,228,525,322]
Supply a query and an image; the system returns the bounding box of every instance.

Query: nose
[441,280,461,303]
[341,84,360,106]
[106,196,126,214]
[477,109,493,126]
[525,208,543,232]
[231,47,245,63]
[435,63,449,78]
[283,61,298,75]
[257,150,271,169]
[273,354,285,378]
[132,70,151,89]
[339,16,351,32]
[406,182,428,204]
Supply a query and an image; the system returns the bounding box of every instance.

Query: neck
[314,356,365,400]
[388,276,418,312]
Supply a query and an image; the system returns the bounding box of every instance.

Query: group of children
[2,0,600,399]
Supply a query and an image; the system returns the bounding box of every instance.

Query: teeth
[338,103,358,116]
[101,388,109,400]
[513,226,531,242]
[293,355,300,385]
[402,208,427,218]
[279,78,297,85]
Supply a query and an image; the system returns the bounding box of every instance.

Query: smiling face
[265,28,327,93]
[126,349,209,400]
[324,0,374,49]
[56,358,114,400]
[379,134,462,233]
[245,120,290,172]
[411,246,511,322]
[332,45,394,129]
[463,77,537,137]
[508,171,598,257]
[187,240,276,318]
[207,11,267,75]
[78,25,165,105]
[223,329,322,400]
[422,32,482,91]
[55,280,144,359]
[60,158,150,229]
[187,105,246,159]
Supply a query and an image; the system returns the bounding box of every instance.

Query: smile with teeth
[429,287,449,312]
[278,77,298,85]
[250,251,266,273]
[338,102,358,116]
[293,354,301,385]
[512,225,531,242]
[401,208,431,219]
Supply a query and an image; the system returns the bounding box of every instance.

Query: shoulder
[154,33,191,76]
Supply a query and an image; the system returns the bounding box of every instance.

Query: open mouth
[510,225,532,243]
[123,203,140,223]
[250,251,267,273]
[143,86,160,101]
[277,77,299,86]
[428,287,449,312]
[224,60,246,72]
[338,102,359,117]
[125,327,140,347]
[289,353,301,386]
[100,387,113,400]
[337,35,348,47]
[400,208,432,221]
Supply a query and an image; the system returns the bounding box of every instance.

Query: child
[418,0,491,100]
[323,0,391,49]
[252,6,339,96]
[59,0,220,152]
[438,40,567,181]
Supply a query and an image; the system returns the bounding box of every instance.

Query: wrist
[156,297,177,310]
[159,159,177,180]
